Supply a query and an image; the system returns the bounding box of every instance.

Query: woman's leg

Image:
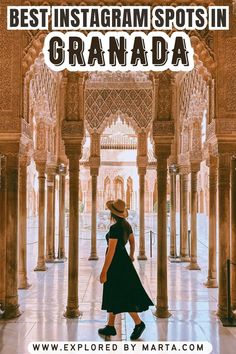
[108,312,116,326]
[128,312,141,325]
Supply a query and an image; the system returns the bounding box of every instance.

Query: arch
[85,87,153,134]
[114,176,125,201]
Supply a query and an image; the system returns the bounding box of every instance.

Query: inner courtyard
[1,1,236,354]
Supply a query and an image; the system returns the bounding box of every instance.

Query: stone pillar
[89,171,99,260]
[179,170,190,262]
[205,156,218,288]
[4,152,21,318]
[89,132,100,260]
[58,164,67,260]
[64,147,82,318]
[155,150,171,318]
[231,157,236,309]
[187,164,201,270]
[34,162,47,271]
[46,166,56,262]
[169,165,177,259]
[138,170,147,260]
[0,155,7,309]
[18,156,31,289]
[137,132,148,260]
[217,153,232,318]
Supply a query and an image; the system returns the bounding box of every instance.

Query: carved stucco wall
[0,2,23,135]
[85,88,153,133]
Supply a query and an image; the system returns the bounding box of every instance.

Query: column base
[88,255,99,261]
[217,305,234,320]
[58,252,67,261]
[55,257,67,263]
[204,278,218,288]
[3,304,21,319]
[186,262,201,270]
[168,256,181,263]
[45,256,56,263]
[64,307,82,319]
[137,254,147,260]
[154,306,172,318]
[180,256,191,262]
[34,264,48,271]
[18,279,32,290]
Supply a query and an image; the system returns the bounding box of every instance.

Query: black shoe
[98,325,117,336]
[130,321,146,340]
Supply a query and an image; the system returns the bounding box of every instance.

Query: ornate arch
[114,176,125,201]
[85,87,153,134]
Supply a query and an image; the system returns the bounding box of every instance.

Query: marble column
[187,164,201,270]
[217,153,232,318]
[89,171,99,260]
[205,156,218,288]
[155,152,171,318]
[58,165,67,260]
[46,166,56,262]
[169,166,177,259]
[231,157,236,309]
[180,171,190,262]
[34,162,47,271]
[0,155,7,309]
[18,156,31,289]
[138,170,147,260]
[4,152,21,318]
[64,150,81,318]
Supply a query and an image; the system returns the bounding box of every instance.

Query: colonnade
[1,145,236,320]
[168,154,236,318]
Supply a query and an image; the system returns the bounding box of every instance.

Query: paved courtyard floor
[1,214,236,354]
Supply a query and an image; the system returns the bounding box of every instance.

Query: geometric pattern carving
[85,89,152,132]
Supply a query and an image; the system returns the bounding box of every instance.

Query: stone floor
[1,213,236,354]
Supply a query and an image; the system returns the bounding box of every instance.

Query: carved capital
[46,165,57,182]
[179,165,190,175]
[90,132,101,158]
[61,120,84,143]
[153,143,172,161]
[90,167,99,177]
[35,161,47,176]
[19,154,30,167]
[152,120,175,138]
[89,156,100,169]
[34,150,48,164]
[64,143,83,161]
[138,166,147,176]
[190,162,200,173]
[137,155,148,169]
[206,155,217,169]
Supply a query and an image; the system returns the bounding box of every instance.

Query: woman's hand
[100,270,107,284]
[130,255,135,262]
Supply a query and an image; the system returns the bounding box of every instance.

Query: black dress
[101,219,154,314]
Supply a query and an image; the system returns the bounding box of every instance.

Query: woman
[99,199,154,340]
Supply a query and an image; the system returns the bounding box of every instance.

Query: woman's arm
[129,233,135,261]
[100,238,118,283]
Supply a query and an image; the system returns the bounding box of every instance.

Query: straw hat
[106,199,128,219]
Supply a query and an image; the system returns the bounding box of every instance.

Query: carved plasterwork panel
[223,39,236,112]
[86,72,152,90]
[29,58,58,123]
[85,89,152,133]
